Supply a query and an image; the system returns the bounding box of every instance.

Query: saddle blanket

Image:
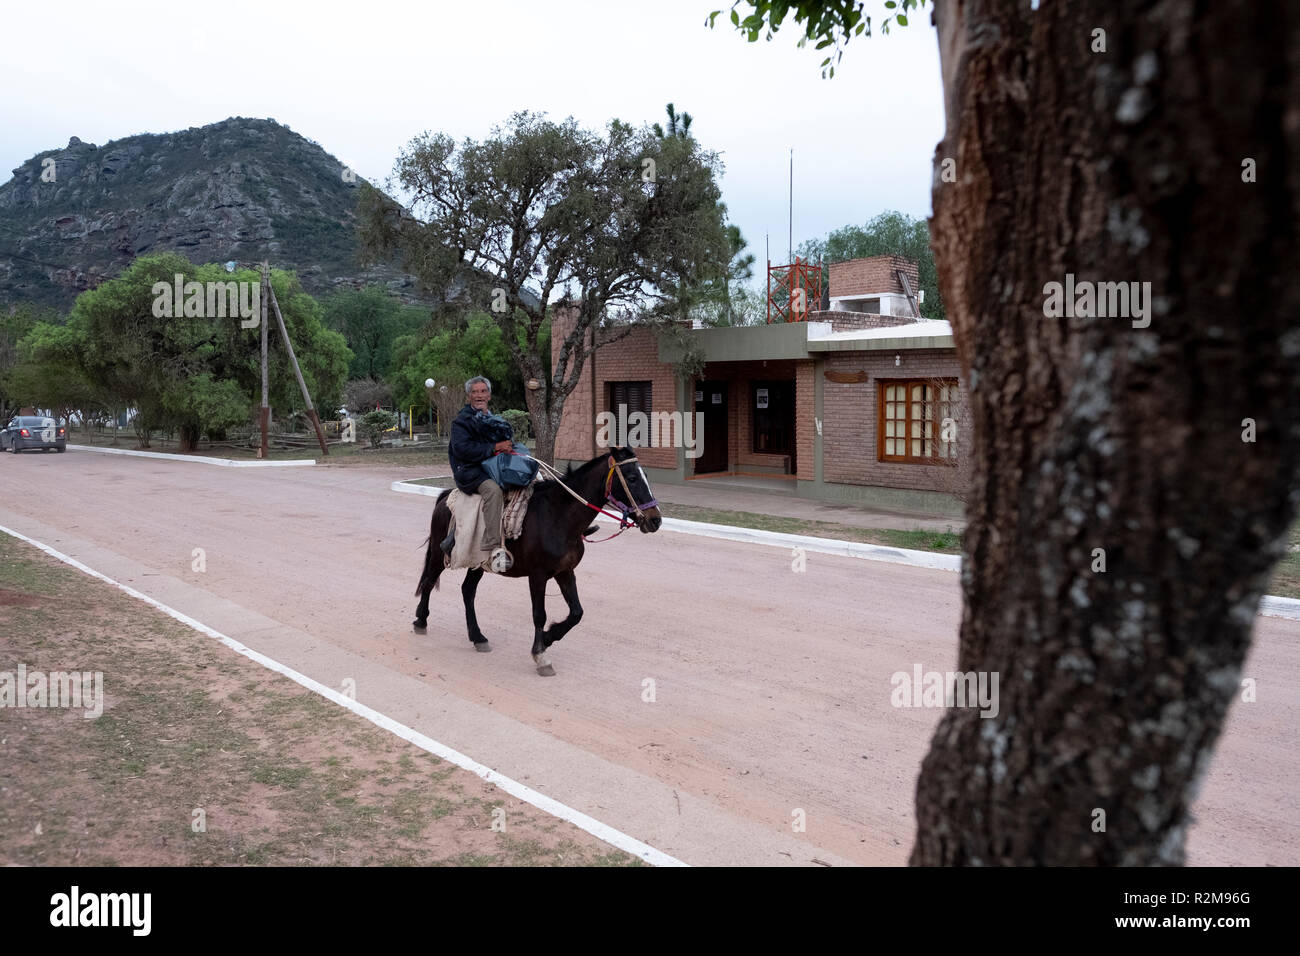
[443,481,537,571]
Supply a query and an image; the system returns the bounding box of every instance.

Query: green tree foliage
[798,210,944,320]
[322,286,425,380]
[13,253,350,448]
[358,110,729,461]
[693,223,760,326]
[707,0,922,77]
[4,319,101,425]
[652,102,694,140]
[649,104,753,329]
[387,309,537,421]
[0,303,59,420]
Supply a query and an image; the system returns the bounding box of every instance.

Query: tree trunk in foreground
[913,0,1300,864]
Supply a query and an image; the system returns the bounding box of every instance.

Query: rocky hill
[0,117,424,310]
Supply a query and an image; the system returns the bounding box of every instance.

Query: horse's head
[607,446,662,533]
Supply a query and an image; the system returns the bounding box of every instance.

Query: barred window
[609,381,652,419]
[878,379,959,464]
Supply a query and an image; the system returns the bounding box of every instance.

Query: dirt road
[2,449,1296,865]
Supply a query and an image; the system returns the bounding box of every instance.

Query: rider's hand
[493,440,513,453]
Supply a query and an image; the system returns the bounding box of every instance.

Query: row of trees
[320,286,542,435]
[1,254,350,449]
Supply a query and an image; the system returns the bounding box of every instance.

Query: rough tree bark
[913,0,1300,864]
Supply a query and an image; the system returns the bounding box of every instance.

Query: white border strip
[1259,595,1300,621]
[0,523,685,867]
[390,479,960,571]
[391,479,1300,607]
[67,444,315,468]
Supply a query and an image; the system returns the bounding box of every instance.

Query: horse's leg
[412,559,444,632]
[413,501,449,632]
[461,568,491,651]
[529,572,556,676]
[542,569,584,646]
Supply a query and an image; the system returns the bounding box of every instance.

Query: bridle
[531,453,660,540]
[604,455,659,524]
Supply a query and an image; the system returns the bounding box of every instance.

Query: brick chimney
[827,255,922,317]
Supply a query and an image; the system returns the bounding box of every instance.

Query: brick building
[551,255,965,514]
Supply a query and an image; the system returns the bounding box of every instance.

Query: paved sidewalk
[649,480,965,533]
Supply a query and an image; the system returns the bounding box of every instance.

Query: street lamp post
[424,378,435,444]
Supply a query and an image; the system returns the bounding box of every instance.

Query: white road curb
[390,479,959,571]
[67,444,315,467]
[390,479,1300,612]
[1259,595,1300,621]
[0,522,686,867]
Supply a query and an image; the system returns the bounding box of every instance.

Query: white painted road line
[67,444,315,467]
[0,523,688,867]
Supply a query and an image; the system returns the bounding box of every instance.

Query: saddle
[442,482,537,571]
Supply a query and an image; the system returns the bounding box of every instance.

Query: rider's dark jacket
[448,404,512,493]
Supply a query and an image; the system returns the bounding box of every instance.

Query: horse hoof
[412,621,427,633]
[536,663,556,676]
[474,641,492,653]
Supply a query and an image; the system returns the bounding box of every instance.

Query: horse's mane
[534,453,606,491]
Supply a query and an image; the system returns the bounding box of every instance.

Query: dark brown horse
[413,446,663,675]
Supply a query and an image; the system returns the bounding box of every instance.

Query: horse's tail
[414,488,453,597]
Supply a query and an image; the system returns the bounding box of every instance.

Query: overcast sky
[0,0,943,285]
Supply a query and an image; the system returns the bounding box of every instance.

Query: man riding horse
[445,376,515,572]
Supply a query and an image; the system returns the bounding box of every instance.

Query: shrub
[359,409,398,448]
[500,408,532,443]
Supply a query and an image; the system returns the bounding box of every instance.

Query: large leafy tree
[4,321,101,427]
[648,103,757,327]
[357,111,729,461]
[0,304,55,421]
[47,254,350,449]
[798,210,944,319]
[714,1,1300,866]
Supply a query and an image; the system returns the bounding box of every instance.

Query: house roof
[659,318,954,364]
[806,319,954,352]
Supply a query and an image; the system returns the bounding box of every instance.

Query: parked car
[1,416,67,453]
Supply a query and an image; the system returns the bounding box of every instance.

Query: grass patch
[0,533,640,867]
[661,503,963,554]
[1266,520,1300,599]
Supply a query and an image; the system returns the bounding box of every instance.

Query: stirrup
[489,547,514,573]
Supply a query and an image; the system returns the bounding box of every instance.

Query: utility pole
[267,280,330,456]
[259,262,269,459]
[788,148,793,264]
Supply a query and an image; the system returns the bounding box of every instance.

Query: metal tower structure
[766,257,822,323]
